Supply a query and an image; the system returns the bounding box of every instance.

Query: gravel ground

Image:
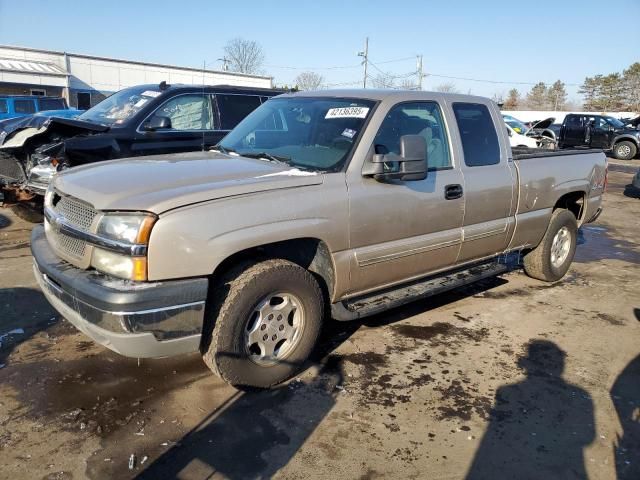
[0,161,638,480]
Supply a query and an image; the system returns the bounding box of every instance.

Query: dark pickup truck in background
[0,82,283,219]
[558,113,640,160]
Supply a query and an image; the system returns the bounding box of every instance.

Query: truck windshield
[604,116,625,129]
[218,97,376,172]
[77,86,161,126]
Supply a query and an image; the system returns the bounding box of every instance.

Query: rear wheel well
[211,238,335,306]
[553,191,585,224]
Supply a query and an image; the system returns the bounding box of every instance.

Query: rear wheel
[201,259,324,388]
[523,209,577,282]
[613,141,637,160]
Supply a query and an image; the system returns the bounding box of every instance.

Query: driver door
[346,101,465,295]
[131,93,219,156]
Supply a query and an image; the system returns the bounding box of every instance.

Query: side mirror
[506,127,513,137]
[365,134,428,181]
[143,115,172,131]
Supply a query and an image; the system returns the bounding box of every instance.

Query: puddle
[575,226,640,264]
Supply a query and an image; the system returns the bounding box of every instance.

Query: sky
[1,0,639,101]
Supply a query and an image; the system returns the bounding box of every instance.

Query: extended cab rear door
[346,98,465,295]
[450,101,517,263]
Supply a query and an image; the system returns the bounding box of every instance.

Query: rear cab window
[14,99,36,114]
[452,103,500,167]
[37,98,66,111]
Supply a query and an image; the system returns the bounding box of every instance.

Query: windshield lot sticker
[341,128,357,138]
[141,90,161,98]
[325,107,369,119]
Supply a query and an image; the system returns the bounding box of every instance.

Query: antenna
[202,60,206,152]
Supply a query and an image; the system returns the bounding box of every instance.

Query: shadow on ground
[610,308,640,480]
[575,226,640,264]
[0,287,57,364]
[623,184,640,199]
[466,340,595,479]
[0,212,12,229]
[135,277,509,479]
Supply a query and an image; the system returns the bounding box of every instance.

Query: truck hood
[0,116,108,148]
[52,151,324,213]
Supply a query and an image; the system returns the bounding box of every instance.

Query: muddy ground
[0,160,639,480]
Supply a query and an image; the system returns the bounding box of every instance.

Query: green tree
[579,75,602,111]
[503,89,520,110]
[526,82,548,110]
[622,62,640,111]
[598,73,625,111]
[547,80,568,110]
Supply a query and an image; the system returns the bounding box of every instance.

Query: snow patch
[258,168,318,178]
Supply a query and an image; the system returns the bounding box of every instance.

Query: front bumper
[31,225,208,358]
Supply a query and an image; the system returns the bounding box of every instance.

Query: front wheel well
[553,191,586,225]
[210,238,335,305]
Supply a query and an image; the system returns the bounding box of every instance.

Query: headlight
[91,248,148,281]
[96,213,156,244]
[44,183,54,207]
[91,212,156,281]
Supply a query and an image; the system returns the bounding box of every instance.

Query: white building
[0,45,273,109]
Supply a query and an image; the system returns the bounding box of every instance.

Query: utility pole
[357,37,369,88]
[217,57,230,71]
[417,55,423,91]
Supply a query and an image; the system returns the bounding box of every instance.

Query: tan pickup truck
[30,90,607,388]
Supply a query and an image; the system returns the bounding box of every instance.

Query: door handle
[445,184,463,200]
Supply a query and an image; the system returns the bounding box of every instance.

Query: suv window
[452,103,500,167]
[38,98,65,111]
[373,101,451,168]
[0,99,7,114]
[14,99,36,114]
[153,94,212,130]
[216,94,262,130]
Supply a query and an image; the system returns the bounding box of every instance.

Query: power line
[424,73,581,87]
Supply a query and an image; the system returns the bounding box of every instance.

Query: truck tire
[613,141,637,160]
[201,258,324,388]
[523,209,577,282]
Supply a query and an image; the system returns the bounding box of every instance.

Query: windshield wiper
[241,152,291,165]
[211,144,236,154]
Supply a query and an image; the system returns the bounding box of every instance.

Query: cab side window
[154,94,212,130]
[373,101,451,169]
[452,103,500,167]
[0,99,7,114]
[216,94,262,130]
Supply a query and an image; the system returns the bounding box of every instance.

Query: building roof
[0,44,271,81]
[0,57,67,77]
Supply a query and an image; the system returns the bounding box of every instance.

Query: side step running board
[331,261,510,321]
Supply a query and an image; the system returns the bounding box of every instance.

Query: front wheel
[613,141,637,160]
[201,259,324,388]
[523,209,577,282]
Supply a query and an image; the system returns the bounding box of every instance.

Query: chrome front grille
[46,192,99,268]
[55,195,98,231]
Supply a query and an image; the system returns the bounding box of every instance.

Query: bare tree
[434,82,459,93]
[223,38,265,74]
[294,71,324,91]
[503,89,520,110]
[400,79,417,90]
[371,72,396,89]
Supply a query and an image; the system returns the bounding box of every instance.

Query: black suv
[558,113,640,160]
[0,83,283,215]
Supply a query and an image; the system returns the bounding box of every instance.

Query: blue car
[0,95,81,121]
